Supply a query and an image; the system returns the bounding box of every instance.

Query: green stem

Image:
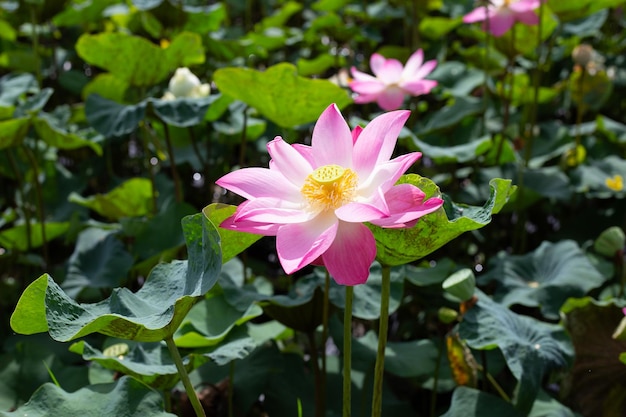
[162,122,183,203]
[6,149,32,251]
[228,361,235,417]
[140,125,158,214]
[371,265,391,417]
[343,285,354,417]
[482,9,491,137]
[486,372,511,403]
[308,331,324,417]
[238,107,249,168]
[321,270,330,409]
[30,5,42,86]
[23,145,48,269]
[165,337,206,417]
[429,340,444,417]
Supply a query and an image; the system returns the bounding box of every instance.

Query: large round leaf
[10,213,222,342]
[371,175,516,266]
[482,240,607,319]
[76,32,204,87]
[441,386,525,417]
[0,376,174,417]
[213,63,352,128]
[459,291,574,414]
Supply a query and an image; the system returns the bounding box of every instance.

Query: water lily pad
[10,213,221,342]
[213,63,352,128]
[371,175,516,266]
[441,386,524,417]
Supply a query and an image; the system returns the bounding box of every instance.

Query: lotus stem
[371,265,391,417]
[343,285,354,417]
[165,337,206,417]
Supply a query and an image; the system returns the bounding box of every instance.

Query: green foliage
[1,0,626,415]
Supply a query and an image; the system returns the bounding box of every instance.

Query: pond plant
[1,1,626,417]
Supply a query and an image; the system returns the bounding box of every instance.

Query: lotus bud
[442,268,476,301]
[572,44,594,68]
[594,226,625,258]
[438,307,459,324]
[165,67,211,99]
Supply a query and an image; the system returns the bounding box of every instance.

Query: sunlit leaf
[371,175,516,266]
[213,63,352,128]
[0,222,69,251]
[0,117,29,149]
[202,203,263,264]
[68,177,153,220]
[10,213,222,342]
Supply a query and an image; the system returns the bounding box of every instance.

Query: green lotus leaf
[441,387,524,417]
[151,96,215,127]
[371,175,516,266]
[85,94,147,138]
[213,63,352,128]
[62,228,134,299]
[0,222,70,251]
[76,31,203,87]
[32,115,102,155]
[10,213,221,342]
[202,203,263,264]
[0,117,30,149]
[459,290,574,414]
[68,177,153,220]
[482,240,607,319]
[0,376,174,417]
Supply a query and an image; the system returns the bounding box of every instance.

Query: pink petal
[369,53,387,76]
[376,59,404,84]
[267,137,313,186]
[509,0,542,12]
[292,143,315,167]
[311,104,353,168]
[349,79,387,95]
[463,6,490,23]
[514,9,540,25]
[351,125,363,144]
[353,93,379,104]
[322,221,376,286]
[350,67,379,82]
[216,168,300,201]
[409,59,438,82]
[488,13,516,36]
[352,110,410,178]
[234,197,313,224]
[377,87,406,111]
[369,184,444,228]
[276,213,338,274]
[358,152,422,196]
[401,79,438,96]
[401,49,424,80]
[334,198,389,223]
[220,215,280,236]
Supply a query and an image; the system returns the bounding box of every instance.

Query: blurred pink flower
[217,104,443,285]
[349,49,438,111]
[463,0,542,37]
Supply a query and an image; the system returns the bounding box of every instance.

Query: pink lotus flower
[217,104,443,285]
[349,49,438,111]
[463,0,542,37]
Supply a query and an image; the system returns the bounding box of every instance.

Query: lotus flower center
[301,164,358,211]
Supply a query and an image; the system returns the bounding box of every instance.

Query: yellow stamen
[301,165,358,212]
[606,174,624,192]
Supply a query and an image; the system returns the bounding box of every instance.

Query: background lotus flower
[349,49,438,111]
[463,0,542,37]
[217,104,443,285]
[162,67,211,100]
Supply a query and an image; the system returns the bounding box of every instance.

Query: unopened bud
[442,268,476,301]
[594,226,625,258]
